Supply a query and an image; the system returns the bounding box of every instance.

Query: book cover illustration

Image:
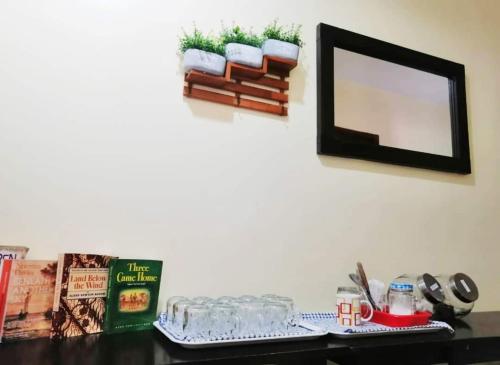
[0,260,57,342]
[104,259,162,334]
[51,253,112,339]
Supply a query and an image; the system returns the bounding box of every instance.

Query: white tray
[302,312,454,338]
[153,320,328,349]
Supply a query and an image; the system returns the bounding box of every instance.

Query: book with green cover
[104,259,162,334]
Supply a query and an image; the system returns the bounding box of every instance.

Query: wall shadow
[288,58,307,104]
[177,56,234,123]
[185,97,236,123]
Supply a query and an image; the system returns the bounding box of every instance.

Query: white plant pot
[183,49,226,76]
[225,43,263,69]
[262,39,300,61]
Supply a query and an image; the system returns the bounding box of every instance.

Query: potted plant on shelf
[180,28,226,76]
[220,26,264,69]
[261,20,304,62]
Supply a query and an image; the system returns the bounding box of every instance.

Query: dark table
[1,312,500,365]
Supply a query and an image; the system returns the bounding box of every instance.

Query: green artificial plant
[262,20,304,47]
[219,25,263,48]
[179,28,225,56]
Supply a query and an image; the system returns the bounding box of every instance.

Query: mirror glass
[334,47,453,157]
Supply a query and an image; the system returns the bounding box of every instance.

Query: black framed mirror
[317,23,471,174]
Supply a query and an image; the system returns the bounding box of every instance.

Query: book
[0,246,29,261]
[51,253,112,339]
[104,259,163,334]
[0,260,57,342]
[0,246,29,325]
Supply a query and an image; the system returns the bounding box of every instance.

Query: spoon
[356,263,380,311]
[349,273,372,303]
[349,272,380,311]
[349,273,363,287]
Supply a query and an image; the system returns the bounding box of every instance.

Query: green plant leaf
[219,26,263,48]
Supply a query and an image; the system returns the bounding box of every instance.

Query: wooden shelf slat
[265,56,297,77]
[185,71,226,88]
[267,56,297,72]
[228,83,287,103]
[184,86,286,116]
[227,62,266,80]
[184,86,235,107]
[239,98,287,116]
[232,74,289,90]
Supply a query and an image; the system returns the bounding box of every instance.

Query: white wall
[0,0,499,312]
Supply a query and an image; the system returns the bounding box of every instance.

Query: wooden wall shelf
[184,56,297,116]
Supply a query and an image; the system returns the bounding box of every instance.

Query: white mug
[336,287,374,327]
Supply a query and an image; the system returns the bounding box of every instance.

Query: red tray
[371,310,432,327]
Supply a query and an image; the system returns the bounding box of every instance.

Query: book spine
[52,254,65,312]
[0,259,3,320]
[103,259,116,332]
[0,259,14,342]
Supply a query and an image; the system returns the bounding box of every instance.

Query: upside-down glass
[192,296,212,305]
[166,296,187,325]
[210,304,239,339]
[172,299,193,336]
[238,295,258,302]
[261,294,280,301]
[263,302,288,334]
[273,296,298,326]
[184,304,211,340]
[237,300,265,337]
[216,296,236,305]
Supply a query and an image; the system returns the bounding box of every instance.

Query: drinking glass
[238,295,257,302]
[216,296,235,304]
[263,302,288,335]
[237,300,265,337]
[192,296,212,305]
[184,304,211,340]
[273,296,298,326]
[172,299,193,337]
[210,304,239,339]
[166,296,187,325]
[261,294,280,301]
